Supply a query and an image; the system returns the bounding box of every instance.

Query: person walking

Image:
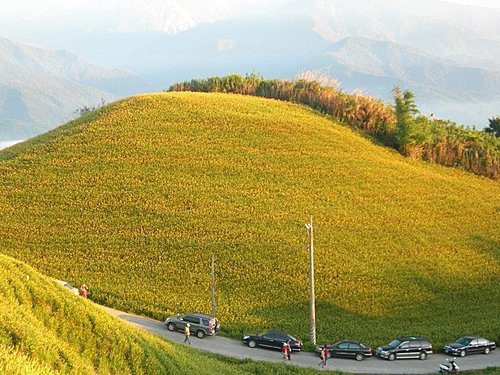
[319,344,329,368]
[286,340,292,361]
[184,323,191,345]
[281,342,288,360]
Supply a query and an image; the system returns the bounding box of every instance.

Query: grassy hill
[0,92,498,349]
[0,253,328,374]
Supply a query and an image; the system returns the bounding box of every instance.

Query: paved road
[100,306,499,374]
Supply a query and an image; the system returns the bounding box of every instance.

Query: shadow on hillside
[245,270,499,348]
[469,234,500,261]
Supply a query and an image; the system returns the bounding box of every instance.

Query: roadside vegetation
[0,93,498,351]
[0,254,335,374]
[170,74,500,179]
[467,369,500,375]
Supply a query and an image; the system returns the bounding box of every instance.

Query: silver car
[164,313,219,339]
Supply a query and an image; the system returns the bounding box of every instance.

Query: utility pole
[304,216,316,345]
[210,255,217,317]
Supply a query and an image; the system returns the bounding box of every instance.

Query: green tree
[74,98,106,117]
[393,87,430,157]
[485,116,500,137]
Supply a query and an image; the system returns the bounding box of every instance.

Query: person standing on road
[184,324,191,345]
[215,318,220,333]
[319,344,329,368]
[79,284,88,298]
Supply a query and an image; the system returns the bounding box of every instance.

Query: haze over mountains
[1,0,499,141]
[0,37,152,141]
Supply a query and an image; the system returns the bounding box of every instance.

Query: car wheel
[484,347,490,355]
[248,340,256,348]
[460,350,466,357]
[167,323,176,332]
[355,353,364,361]
[419,352,427,360]
[196,330,205,339]
[388,353,396,361]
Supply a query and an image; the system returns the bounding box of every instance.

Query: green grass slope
[0,92,498,349]
[0,254,328,374]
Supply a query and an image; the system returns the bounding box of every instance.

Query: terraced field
[0,92,498,349]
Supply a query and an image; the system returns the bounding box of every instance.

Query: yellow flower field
[0,92,498,349]
[0,254,328,374]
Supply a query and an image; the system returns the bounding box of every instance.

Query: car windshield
[456,337,472,345]
[287,334,297,342]
[388,340,401,348]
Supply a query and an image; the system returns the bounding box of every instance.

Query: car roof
[267,330,296,339]
[397,336,429,341]
[269,330,287,334]
[185,313,215,319]
[334,339,362,344]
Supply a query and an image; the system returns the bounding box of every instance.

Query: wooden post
[305,216,316,345]
[210,255,217,317]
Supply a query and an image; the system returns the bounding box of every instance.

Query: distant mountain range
[310,36,500,124]
[0,37,151,141]
[1,0,499,140]
[11,0,497,72]
[308,0,500,71]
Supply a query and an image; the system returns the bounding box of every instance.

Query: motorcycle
[439,358,459,374]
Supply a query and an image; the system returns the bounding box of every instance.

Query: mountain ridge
[303,36,500,123]
[0,37,151,141]
[309,0,500,68]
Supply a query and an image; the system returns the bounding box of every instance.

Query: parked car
[443,337,496,357]
[164,313,219,339]
[315,339,373,361]
[242,330,303,351]
[376,336,433,360]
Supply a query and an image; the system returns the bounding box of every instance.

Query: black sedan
[315,339,373,361]
[443,336,496,357]
[242,330,303,351]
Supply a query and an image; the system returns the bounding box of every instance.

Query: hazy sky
[0,0,498,15]
[443,0,500,6]
[0,0,498,30]
[1,0,497,53]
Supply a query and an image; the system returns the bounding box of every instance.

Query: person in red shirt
[319,344,329,368]
[281,342,288,360]
[79,284,88,298]
[286,340,292,360]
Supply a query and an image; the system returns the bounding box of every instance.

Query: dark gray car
[444,337,496,357]
[376,337,433,360]
[164,313,219,339]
